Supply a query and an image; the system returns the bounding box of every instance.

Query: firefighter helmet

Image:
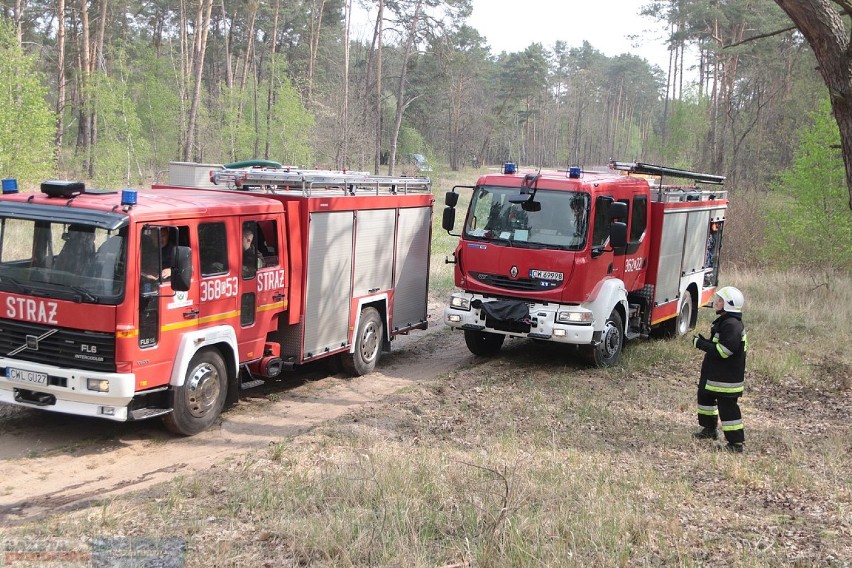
[715,286,744,313]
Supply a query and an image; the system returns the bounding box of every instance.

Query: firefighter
[692,286,748,452]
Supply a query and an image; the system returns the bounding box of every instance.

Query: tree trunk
[338,0,351,169]
[307,0,327,106]
[374,0,383,175]
[387,1,421,176]
[264,0,280,160]
[55,0,66,168]
[183,0,213,161]
[77,0,92,175]
[774,0,852,209]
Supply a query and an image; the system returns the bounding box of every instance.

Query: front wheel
[163,349,228,436]
[464,329,505,356]
[587,310,624,368]
[342,307,383,376]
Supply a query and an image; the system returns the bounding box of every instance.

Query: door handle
[183,309,199,319]
[273,293,285,301]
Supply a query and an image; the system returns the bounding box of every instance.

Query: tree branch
[724,25,798,49]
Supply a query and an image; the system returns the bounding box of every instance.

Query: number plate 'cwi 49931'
[5,367,48,386]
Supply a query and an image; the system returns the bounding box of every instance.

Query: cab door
[621,192,649,292]
[236,216,288,361]
[136,224,199,390]
[195,218,240,347]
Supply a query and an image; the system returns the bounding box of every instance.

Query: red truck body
[0,163,433,434]
[442,162,727,365]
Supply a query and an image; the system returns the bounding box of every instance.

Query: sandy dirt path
[0,315,474,526]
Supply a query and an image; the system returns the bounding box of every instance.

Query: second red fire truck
[441,161,728,366]
[0,164,433,435]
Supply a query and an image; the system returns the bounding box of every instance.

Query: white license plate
[5,367,48,386]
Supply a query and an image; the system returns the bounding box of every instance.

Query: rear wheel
[464,329,505,356]
[163,349,228,436]
[587,310,624,367]
[342,307,383,376]
[663,293,694,337]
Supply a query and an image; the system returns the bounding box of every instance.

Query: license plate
[5,367,48,386]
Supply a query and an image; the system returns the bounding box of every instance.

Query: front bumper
[444,293,595,345]
[0,357,136,421]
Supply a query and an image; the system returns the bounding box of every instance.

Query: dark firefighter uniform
[694,311,748,445]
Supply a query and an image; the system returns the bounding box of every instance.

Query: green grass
[2,168,850,566]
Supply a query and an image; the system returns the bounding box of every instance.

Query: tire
[163,350,228,436]
[342,307,383,376]
[464,329,505,356]
[663,293,694,337]
[587,310,624,368]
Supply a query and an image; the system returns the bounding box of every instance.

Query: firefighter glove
[693,334,713,352]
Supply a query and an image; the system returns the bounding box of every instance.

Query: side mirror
[445,191,459,207]
[442,207,456,232]
[609,201,628,221]
[521,200,541,212]
[610,221,627,249]
[171,246,192,291]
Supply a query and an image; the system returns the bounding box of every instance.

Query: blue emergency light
[569,167,582,179]
[121,189,138,206]
[2,178,19,194]
[503,162,517,174]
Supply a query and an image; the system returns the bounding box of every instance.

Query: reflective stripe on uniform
[712,336,734,358]
[697,404,718,416]
[721,418,744,431]
[743,332,749,353]
[705,380,744,394]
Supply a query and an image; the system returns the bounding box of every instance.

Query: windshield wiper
[0,274,26,292]
[67,285,99,303]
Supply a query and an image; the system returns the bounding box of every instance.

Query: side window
[241,221,261,279]
[199,222,228,276]
[255,220,279,266]
[630,195,647,243]
[592,197,612,248]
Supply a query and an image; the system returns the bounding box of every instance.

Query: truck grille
[470,271,554,292]
[0,318,116,372]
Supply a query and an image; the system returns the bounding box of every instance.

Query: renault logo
[8,329,58,357]
[509,266,518,279]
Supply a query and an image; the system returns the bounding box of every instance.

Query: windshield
[0,217,127,304]
[464,186,589,250]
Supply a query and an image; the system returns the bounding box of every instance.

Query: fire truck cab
[442,162,727,366]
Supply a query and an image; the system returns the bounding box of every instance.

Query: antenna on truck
[609,161,726,186]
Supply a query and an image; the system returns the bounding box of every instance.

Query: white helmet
[715,286,744,313]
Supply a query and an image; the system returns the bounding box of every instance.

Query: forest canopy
[0,0,849,270]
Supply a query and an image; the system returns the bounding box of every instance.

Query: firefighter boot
[692,427,718,440]
[722,442,744,453]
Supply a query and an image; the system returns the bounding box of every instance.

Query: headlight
[556,310,592,324]
[450,296,471,310]
[87,378,110,392]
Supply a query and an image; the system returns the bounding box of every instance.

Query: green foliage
[661,95,708,168]
[134,45,182,169]
[0,19,56,181]
[266,70,315,166]
[764,98,852,271]
[85,49,151,187]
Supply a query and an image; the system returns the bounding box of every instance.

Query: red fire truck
[441,161,727,366]
[0,164,432,435]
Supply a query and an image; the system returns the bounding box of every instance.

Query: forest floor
[0,303,850,566]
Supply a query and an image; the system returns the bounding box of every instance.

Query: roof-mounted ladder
[610,161,726,186]
[210,166,431,196]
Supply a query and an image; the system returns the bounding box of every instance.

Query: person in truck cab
[54,225,96,274]
[242,224,262,278]
[692,286,748,453]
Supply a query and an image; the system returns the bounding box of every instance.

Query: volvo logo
[509,266,518,279]
[8,329,58,357]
